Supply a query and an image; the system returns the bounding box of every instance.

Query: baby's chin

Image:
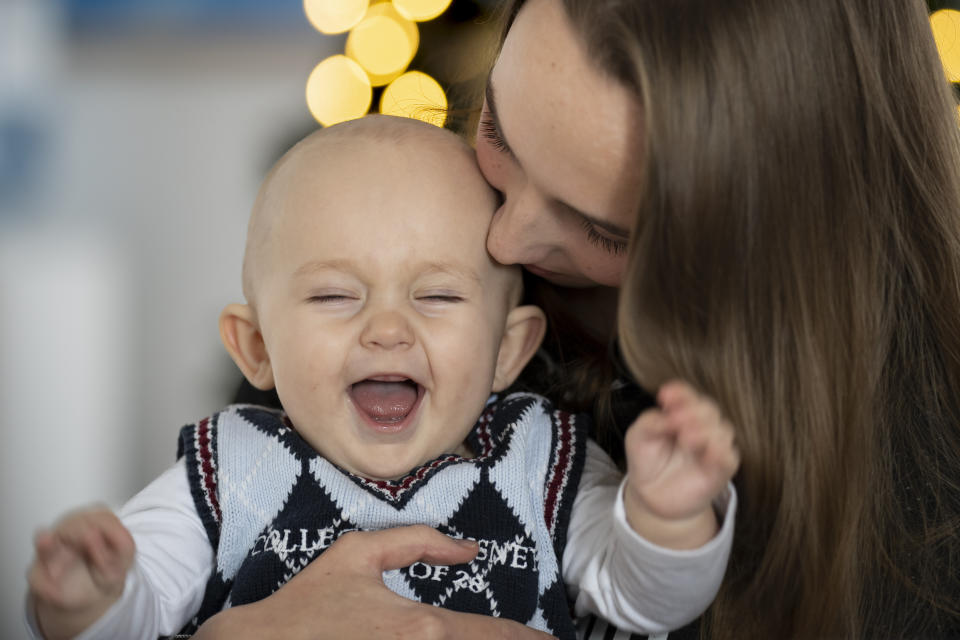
[350,463,423,483]
[346,445,475,483]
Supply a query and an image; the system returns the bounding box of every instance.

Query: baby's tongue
[350,380,418,422]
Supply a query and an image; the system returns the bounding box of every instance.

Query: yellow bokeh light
[346,3,419,86]
[392,0,453,22]
[304,0,369,35]
[306,55,373,127]
[380,70,447,127]
[931,9,960,82]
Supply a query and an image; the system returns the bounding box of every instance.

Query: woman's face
[477,0,645,289]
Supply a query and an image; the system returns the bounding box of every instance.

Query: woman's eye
[581,220,628,256]
[479,113,511,155]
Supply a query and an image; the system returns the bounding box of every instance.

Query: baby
[27,115,739,640]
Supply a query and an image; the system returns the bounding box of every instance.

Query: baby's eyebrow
[418,261,483,287]
[293,259,353,277]
[292,259,482,286]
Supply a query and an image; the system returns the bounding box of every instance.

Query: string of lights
[932,9,960,78]
[302,2,960,128]
[303,0,452,127]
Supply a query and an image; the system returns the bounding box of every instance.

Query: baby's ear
[492,305,547,392]
[219,303,275,390]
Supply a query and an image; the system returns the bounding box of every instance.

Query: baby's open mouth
[349,378,421,424]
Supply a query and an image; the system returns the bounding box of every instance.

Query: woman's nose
[486,192,552,267]
[360,309,414,350]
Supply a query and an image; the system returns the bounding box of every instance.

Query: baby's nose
[360,310,414,350]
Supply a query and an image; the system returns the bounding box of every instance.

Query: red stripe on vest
[196,417,222,523]
[544,411,574,535]
[370,454,461,498]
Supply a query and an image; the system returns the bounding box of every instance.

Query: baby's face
[252,127,518,481]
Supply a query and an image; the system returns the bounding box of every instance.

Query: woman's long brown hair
[496,0,960,637]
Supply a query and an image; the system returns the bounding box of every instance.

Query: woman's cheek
[475,139,506,191]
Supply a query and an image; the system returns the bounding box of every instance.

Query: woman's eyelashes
[479,113,511,155]
[479,109,628,257]
[581,219,628,255]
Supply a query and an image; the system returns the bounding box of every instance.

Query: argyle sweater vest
[175,392,589,639]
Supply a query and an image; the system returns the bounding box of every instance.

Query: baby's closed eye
[416,292,465,303]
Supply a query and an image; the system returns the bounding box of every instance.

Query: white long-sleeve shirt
[26,439,735,639]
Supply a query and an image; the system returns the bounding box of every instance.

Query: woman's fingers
[194,525,557,640]
[333,525,479,573]
[432,608,557,639]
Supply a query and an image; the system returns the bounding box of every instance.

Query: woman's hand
[193,525,557,640]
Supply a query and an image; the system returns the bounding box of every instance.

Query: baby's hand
[28,507,134,639]
[622,380,740,548]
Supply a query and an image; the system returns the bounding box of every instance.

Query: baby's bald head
[241,115,518,309]
[220,117,547,483]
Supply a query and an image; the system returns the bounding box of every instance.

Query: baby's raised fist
[624,380,740,524]
[28,506,135,613]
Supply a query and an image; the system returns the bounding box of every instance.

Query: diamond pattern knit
[175,392,588,639]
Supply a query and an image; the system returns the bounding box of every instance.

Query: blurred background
[3,0,960,636]
[0,0,496,635]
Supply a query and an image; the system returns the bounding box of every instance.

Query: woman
[199,0,960,637]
